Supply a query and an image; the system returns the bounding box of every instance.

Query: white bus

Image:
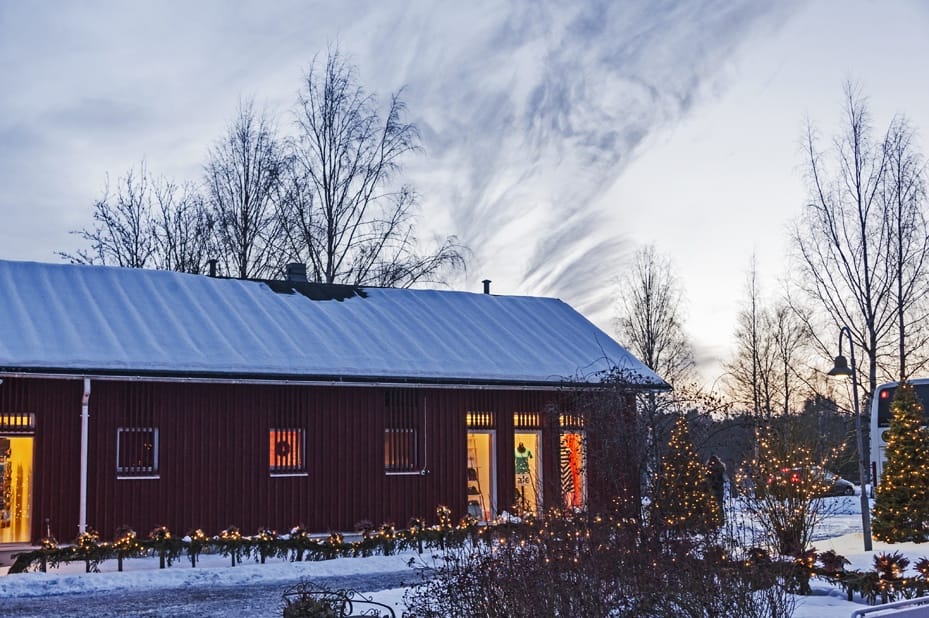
[870,378,929,487]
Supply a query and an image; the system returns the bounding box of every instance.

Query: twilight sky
[2,1,929,385]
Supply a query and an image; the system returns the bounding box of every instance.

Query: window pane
[561,432,586,509]
[385,428,417,471]
[269,429,304,472]
[384,389,421,472]
[117,428,158,474]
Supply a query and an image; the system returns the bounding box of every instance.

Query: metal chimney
[207,259,217,277]
[285,263,308,282]
[482,279,491,294]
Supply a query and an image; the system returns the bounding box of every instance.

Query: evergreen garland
[651,414,722,533]
[873,382,929,542]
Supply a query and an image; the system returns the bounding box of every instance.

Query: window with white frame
[385,389,422,473]
[116,427,159,476]
[384,427,418,472]
[269,428,306,474]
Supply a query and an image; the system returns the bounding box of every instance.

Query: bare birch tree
[792,83,896,402]
[205,99,285,279]
[285,49,464,287]
[615,244,694,387]
[727,262,769,418]
[63,50,466,286]
[151,180,213,274]
[726,258,814,421]
[615,244,695,489]
[882,116,929,380]
[770,303,812,416]
[62,162,215,273]
[60,163,157,268]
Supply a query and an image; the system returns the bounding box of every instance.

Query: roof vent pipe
[286,263,308,283]
[207,259,217,277]
[482,279,491,294]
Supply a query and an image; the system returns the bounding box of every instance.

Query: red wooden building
[0,260,664,546]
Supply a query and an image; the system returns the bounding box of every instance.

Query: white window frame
[116,427,159,479]
[269,427,308,477]
[384,427,420,474]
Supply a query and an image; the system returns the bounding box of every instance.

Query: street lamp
[827,325,873,551]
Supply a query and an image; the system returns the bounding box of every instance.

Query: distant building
[0,259,664,545]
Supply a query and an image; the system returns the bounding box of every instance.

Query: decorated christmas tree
[873,382,929,542]
[651,414,722,533]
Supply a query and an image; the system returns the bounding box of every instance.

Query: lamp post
[827,325,873,551]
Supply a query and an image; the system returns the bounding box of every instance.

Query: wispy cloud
[0,0,795,327]
[382,1,795,318]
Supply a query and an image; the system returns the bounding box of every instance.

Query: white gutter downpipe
[79,377,91,534]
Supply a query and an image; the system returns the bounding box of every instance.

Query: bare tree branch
[284,48,465,287]
[59,162,157,268]
[791,82,897,404]
[205,99,285,279]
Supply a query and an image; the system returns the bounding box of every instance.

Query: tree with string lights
[873,382,929,542]
[738,426,839,556]
[650,414,722,533]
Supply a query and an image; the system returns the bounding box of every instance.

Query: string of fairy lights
[652,415,722,531]
[873,382,929,542]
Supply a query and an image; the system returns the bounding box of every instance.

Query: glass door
[0,436,33,543]
[514,432,542,514]
[466,431,496,521]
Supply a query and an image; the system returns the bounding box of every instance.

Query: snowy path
[0,568,419,617]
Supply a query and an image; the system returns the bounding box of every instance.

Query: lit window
[269,428,305,473]
[560,432,586,510]
[0,413,35,434]
[117,427,158,476]
[466,411,495,428]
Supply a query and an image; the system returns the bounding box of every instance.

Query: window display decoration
[269,428,305,473]
[561,432,585,509]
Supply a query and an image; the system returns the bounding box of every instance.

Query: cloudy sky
[2,1,929,385]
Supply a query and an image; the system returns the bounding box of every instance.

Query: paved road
[0,570,419,617]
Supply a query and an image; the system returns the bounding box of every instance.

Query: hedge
[9,505,480,574]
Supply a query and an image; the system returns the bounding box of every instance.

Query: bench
[281,582,397,617]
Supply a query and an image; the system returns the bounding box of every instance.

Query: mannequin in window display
[515,442,533,508]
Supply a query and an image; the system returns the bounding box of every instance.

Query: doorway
[466,431,495,521]
[514,432,542,514]
[0,436,33,543]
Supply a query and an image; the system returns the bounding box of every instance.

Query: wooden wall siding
[1,377,580,542]
[585,392,640,517]
[0,377,82,542]
[83,381,392,538]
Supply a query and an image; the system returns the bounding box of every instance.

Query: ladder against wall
[466,435,486,520]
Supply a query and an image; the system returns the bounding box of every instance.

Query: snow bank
[0,552,416,598]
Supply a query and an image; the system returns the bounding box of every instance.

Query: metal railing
[850,597,929,617]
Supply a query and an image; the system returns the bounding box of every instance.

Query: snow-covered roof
[0,260,666,388]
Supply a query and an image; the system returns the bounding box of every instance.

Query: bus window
[874,383,929,428]
[871,380,929,487]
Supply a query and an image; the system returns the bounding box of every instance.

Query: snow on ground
[0,551,417,598]
[5,494,929,617]
[793,493,929,617]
